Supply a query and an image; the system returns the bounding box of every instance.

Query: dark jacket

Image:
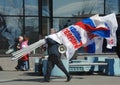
[46,38,61,57]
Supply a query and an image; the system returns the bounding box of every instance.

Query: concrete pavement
[0,71,120,85]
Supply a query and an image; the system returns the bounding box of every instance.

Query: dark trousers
[44,54,70,80]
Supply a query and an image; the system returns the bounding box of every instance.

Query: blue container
[98,57,108,73]
[105,58,120,76]
[34,58,40,73]
[42,59,48,76]
[85,57,98,71]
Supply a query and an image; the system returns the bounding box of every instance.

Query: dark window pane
[25,17,39,44]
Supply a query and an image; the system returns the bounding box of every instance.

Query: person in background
[15,36,29,71]
[20,36,29,71]
[44,28,71,82]
[15,36,24,70]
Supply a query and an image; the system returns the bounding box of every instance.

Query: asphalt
[0,71,120,85]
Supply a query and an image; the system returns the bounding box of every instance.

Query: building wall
[0,55,41,71]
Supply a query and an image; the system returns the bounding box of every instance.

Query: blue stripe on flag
[92,30,110,38]
[81,18,110,38]
[82,18,96,28]
[69,26,81,42]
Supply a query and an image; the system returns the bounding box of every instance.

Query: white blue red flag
[48,13,117,59]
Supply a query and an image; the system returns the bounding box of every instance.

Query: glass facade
[25,0,38,15]
[53,0,119,17]
[0,0,120,54]
[0,0,23,15]
[53,0,105,17]
[0,0,39,53]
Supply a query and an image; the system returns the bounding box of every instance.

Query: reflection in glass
[53,0,119,17]
[25,17,39,44]
[53,0,104,17]
[0,0,23,15]
[25,0,38,15]
[42,17,50,35]
[42,0,49,16]
[105,0,119,14]
[0,16,21,54]
[53,18,82,30]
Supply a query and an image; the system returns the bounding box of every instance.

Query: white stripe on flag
[101,13,118,49]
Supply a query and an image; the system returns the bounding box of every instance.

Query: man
[44,28,71,82]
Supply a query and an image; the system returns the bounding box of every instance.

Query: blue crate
[85,57,99,71]
[34,58,40,73]
[105,58,120,76]
[97,57,108,73]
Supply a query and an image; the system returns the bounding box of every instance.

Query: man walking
[44,28,71,82]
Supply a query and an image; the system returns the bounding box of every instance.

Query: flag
[100,13,118,49]
[83,13,118,53]
[75,14,110,53]
[48,25,84,59]
[48,14,111,59]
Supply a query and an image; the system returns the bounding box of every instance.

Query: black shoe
[66,75,72,82]
[44,77,50,82]
[44,79,50,82]
[15,67,20,71]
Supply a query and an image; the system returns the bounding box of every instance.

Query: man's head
[50,28,57,34]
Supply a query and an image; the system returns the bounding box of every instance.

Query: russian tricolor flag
[48,13,117,59]
[75,14,110,53]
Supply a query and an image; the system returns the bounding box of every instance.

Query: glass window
[53,0,120,17]
[0,0,23,15]
[53,0,105,17]
[42,17,50,35]
[0,16,22,53]
[105,0,119,14]
[25,17,39,44]
[53,17,82,30]
[42,0,49,16]
[25,0,38,15]
[0,35,8,53]
[0,0,40,54]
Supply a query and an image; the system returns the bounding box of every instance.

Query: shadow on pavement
[0,71,85,83]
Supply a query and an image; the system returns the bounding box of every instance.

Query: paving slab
[0,71,120,85]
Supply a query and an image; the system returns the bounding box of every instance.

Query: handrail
[69,62,108,66]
